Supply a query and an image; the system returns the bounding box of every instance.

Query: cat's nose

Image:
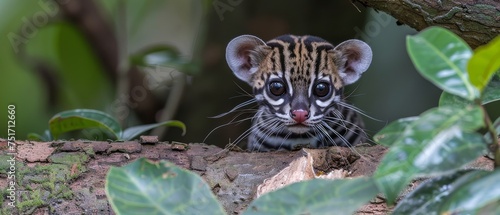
[290,109,309,124]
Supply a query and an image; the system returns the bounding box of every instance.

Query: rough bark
[354,0,500,48]
[0,139,494,214]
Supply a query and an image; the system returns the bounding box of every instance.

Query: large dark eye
[269,81,286,96]
[314,82,330,97]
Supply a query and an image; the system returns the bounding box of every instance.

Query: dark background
[0,0,463,147]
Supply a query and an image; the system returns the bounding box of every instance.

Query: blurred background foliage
[1,0,496,147]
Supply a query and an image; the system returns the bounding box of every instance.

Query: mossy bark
[354,0,500,48]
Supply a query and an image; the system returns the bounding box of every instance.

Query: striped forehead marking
[262,35,341,91]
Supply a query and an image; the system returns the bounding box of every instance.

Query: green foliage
[373,117,418,147]
[244,177,378,215]
[374,26,500,210]
[439,77,500,107]
[467,36,500,92]
[439,170,500,213]
[106,158,225,215]
[392,170,488,214]
[373,106,487,203]
[29,109,186,141]
[406,26,478,100]
[49,109,122,139]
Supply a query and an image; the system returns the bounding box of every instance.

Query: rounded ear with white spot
[333,39,372,85]
[226,35,269,84]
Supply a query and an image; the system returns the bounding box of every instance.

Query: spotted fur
[226,35,372,151]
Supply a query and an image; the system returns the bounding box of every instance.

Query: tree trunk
[354,0,500,48]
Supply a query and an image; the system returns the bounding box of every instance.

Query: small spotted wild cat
[225,35,372,151]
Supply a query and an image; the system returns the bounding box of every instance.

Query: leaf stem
[477,100,500,168]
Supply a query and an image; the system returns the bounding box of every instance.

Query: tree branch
[354,0,500,48]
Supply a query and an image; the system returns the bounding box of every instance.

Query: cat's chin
[287,125,310,134]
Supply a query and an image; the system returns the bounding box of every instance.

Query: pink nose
[291,109,309,123]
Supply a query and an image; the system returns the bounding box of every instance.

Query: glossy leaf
[393,170,488,215]
[120,120,186,140]
[243,177,378,215]
[374,106,487,204]
[481,76,500,105]
[475,201,500,215]
[440,169,500,214]
[439,76,500,107]
[467,35,500,92]
[374,117,418,146]
[106,158,225,215]
[407,27,478,100]
[438,91,470,107]
[49,109,121,139]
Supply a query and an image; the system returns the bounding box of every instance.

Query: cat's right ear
[226,35,269,84]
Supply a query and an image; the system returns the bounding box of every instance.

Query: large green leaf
[106,158,225,215]
[49,109,121,139]
[120,120,186,140]
[393,170,488,215]
[467,35,500,92]
[407,27,478,100]
[374,106,487,204]
[439,76,500,107]
[373,117,418,146]
[243,178,378,215]
[440,169,500,214]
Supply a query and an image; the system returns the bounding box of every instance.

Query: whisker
[342,85,360,100]
[243,117,282,152]
[254,120,284,152]
[317,123,358,164]
[210,98,257,118]
[234,81,254,98]
[323,119,361,136]
[337,101,381,122]
[203,114,256,143]
[273,125,291,151]
[318,122,363,157]
[323,117,364,133]
[203,108,274,143]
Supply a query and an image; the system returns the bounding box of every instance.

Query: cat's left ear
[226,35,269,84]
[333,40,372,85]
